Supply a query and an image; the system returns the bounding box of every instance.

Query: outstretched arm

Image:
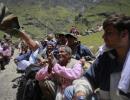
[0,3,39,51]
[16,29,39,51]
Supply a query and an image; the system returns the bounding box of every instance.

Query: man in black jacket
[64,14,130,100]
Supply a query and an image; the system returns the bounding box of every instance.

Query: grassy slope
[79,0,130,53]
[79,32,103,53]
[0,0,130,53]
[8,0,130,36]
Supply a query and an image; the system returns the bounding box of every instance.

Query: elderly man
[35,45,83,100]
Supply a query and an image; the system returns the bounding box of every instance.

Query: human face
[58,47,70,63]
[47,44,54,53]
[58,34,67,45]
[67,35,77,47]
[102,25,123,49]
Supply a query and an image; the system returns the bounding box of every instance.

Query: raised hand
[0,3,20,36]
[47,52,54,73]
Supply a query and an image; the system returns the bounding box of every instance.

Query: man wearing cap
[65,33,95,69]
[55,32,68,47]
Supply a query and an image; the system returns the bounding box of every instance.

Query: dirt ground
[0,49,21,100]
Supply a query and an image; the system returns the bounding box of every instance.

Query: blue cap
[47,41,56,47]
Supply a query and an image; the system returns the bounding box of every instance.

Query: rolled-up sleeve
[35,66,48,81]
[53,62,83,80]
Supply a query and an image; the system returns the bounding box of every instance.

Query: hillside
[0,0,130,38]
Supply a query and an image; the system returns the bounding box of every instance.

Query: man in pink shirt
[2,43,12,57]
[0,43,11,70]
[35,45,83,100]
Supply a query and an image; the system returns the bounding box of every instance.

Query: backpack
[17,64,42,100]
[22,79,42,100]
[39,79,57,100]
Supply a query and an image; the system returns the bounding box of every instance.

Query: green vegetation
[79,32,103,54]
[0,0,130,53]
[0,31,4,39]
[6,0,130,38]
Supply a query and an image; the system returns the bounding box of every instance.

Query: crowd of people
[0,2,130,100]
[13,14,130,100]
[13,29,95,100]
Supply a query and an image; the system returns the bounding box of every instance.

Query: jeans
[64,85,74,100]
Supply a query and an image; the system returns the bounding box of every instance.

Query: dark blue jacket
[73,44,95,61]
[84,49,130,98]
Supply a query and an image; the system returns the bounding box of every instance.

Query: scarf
[118,49,130,93]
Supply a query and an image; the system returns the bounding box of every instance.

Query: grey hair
[60,45,72,56]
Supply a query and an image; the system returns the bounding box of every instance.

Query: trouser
[64,77,93,100]
[64,85,75,100]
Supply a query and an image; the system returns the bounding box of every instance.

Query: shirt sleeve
[15,51,31,61]
[52,62,83,80]
[2,48,11,57]
[35,66,48,81]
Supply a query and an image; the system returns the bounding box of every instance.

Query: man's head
[3,43,9,50]
[58,45,72,64]
[46,41,55,53]
[56,32,67,45]
[65,33,78,47]
[3,34,11,41]
[102,14,130,49]
[47,33,54,41]
[103,14,130,34]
